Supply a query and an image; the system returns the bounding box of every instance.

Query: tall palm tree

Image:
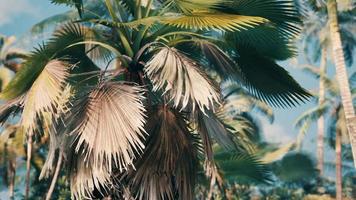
[304,0,356,165]
[0,0,310,199]
[299,0,356,175]
[295,71,356,200]
[326,0,356,167]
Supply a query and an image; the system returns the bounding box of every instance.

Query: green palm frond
[1,23,90,100]
[294,101,330,128]
[197,110,237,150]
[145,47,220,112]
[125,106,198,200]
[214,151,272,184]
[51,0,84,17]
[66,82,146,172]
[194,40,240,79]
[234,47,311,107]
[260,142,295,163]
[222,81,274,122]
[114,13,267,32]
[164,0,222,13]
[160,12,267,31]
[216,0,301,37]
[226,25,297,61]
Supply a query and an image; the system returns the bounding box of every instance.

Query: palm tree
[299,0,356,175]
[295,71,356,200]
[326,0,356,167]
[0,0,310,199]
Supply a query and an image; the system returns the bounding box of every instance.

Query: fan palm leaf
[67,82,146,172]
[145,47,220,112]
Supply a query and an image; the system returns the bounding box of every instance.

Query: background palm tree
[299,0,356,175]
[295,69,356,199]
[326,0,356,166]
[0,0,310,199]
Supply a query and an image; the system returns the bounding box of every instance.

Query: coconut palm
[0,0,310,199]
[299,0,356,175]
[295,70,356,200]
[303,0,356,166]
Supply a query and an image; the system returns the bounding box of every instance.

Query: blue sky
[0,0,351,178]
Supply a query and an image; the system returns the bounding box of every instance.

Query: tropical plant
[305,0,356,167]
[0,0,310,199]
[298,0,356,175]
[295,69,356,200]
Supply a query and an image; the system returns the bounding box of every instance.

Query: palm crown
[0,0,310,199]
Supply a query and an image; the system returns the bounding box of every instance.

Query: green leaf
[216,0,301,37]
[234,47,311,107]
[214,151,272,184]
[51,0,84,17]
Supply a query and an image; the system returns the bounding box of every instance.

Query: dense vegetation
[0,0,355,199]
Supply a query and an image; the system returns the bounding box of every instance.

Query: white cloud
[0,0,38,26]
[260,118,294,144]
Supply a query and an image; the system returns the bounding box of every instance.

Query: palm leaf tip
[0,95,25,125]
[69,154,112,200]
[68,82,147,172]
[145,47,220,112]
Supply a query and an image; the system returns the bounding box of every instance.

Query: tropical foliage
[0,0,312,199]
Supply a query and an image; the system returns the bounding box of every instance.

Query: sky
[0,0,352,179]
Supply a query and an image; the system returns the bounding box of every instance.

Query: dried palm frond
[198,110,237,150]
[39,85,73,180]
[67,82,146,172]
[145,47,220,112]
[21,60,70,136]
[0,95,25,125]
[126,106,198,200]
[196,111,224,197]
[69,152,112,200]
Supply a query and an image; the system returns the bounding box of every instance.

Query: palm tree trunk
[8,159,16,200]
[335,130,342,200]
[327,0,356,168]
[25,136,33,200]
[45,151,63,200]
[317,47,327,176]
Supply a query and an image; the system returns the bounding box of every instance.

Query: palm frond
[226,25,297,61]
[195,40,240,79]
[51,0,83,17]
[67,82,146,172]
[198,110,237,150]
[145,47,220,112]
[39,85,72,180]
[125,106,198,200]
[1,23,89,100]
[214,151,272,184]
[261,142,295,163]
[161,12,267,32]
[68,152,112,199]
[164,0,222,13]
[217,0,301,37]
[20,60,69,136]
[115,13,267,32]
[234,47,311,107]
[294,102,329,128]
